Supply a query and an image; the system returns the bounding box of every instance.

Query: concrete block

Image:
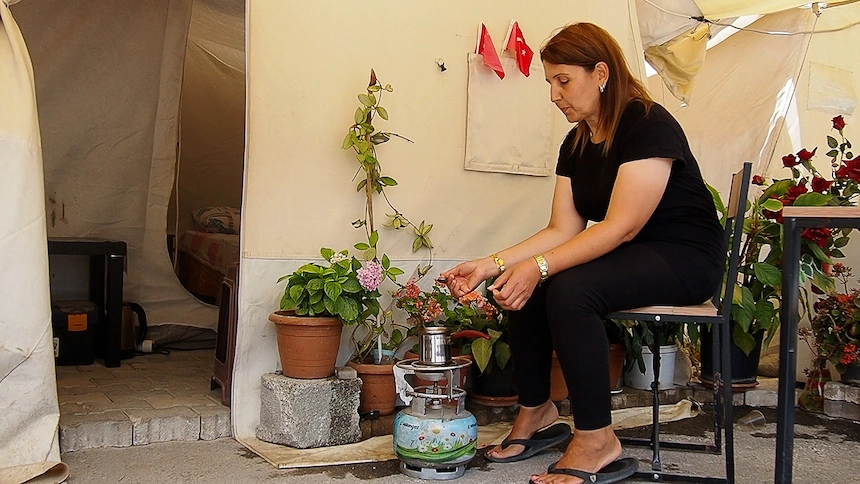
[556,398,571,417]
[193,405,232,440]
[59,411,132,452]
[744,389,779,408]
[256,373,361,449]
[144,394,217,409]
[824,399,860,421]
[126,407,201,445]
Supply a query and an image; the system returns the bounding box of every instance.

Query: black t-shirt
[555,100,723,269]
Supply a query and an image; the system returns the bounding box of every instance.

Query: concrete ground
[61,407,860,484]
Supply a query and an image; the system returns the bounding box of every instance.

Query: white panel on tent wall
[807,62,856,115]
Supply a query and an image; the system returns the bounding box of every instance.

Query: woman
[441,23,723,484]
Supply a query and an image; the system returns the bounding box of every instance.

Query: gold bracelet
[490,253,506,274]
[533,254,549,282]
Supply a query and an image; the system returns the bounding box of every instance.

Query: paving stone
[192,405,232,440]
[824,381,860,405]
[256,373,361,449]
[58,392,111,405]
[55,366,82,376]
[824,399,860,421]
[88,384,135,397]
[743,388,779,407]
[59,403,88,416]
[126,407,201,445]
[143,394,216,409]
[56,376,98,388]
[59,411,132,452]
[109,390,172,404]
[81,399,154,414]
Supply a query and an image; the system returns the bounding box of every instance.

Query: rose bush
[712,115,858,355]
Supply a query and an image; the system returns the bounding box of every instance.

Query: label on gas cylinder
[393,411,477,464]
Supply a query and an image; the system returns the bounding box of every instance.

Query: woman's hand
[488,259,542,311]
[440,258,497,298]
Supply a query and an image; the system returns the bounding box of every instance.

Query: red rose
[797,148,817,161]
[802,227,831,248]
[784,182,808,204]
[836,158,860,181]
[812,176,832,192]
[833,115,846,131]
[782,154,799,167]
[752,175,765,185]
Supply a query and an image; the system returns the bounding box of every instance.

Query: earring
[599,83,606,93]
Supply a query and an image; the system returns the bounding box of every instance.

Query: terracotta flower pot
[269,310,342,379]
[609,343,625,391]
[348,360,397,416]
[550,351,568,401]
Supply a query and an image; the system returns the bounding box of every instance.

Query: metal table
[777,206,860,483]
[48,238,127,368]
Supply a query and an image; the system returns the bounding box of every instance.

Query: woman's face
[543,62,602,126]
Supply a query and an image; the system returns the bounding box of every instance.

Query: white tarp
[0,2,68,482]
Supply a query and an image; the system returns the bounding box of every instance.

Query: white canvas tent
[3,0,860,480]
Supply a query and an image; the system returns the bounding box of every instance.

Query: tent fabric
[694,0,807,19]
[0,2,67,482]
[13,0,218,331]
[644,22,710,104]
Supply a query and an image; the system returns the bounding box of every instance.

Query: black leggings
[508,242,720,431]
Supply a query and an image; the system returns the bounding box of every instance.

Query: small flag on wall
[476,23,505,79]
[504,20,534,77]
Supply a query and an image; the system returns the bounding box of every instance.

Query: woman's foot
[529,426,622,484]
[486,400,560,460]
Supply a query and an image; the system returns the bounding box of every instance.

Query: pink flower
[356,260,383,291]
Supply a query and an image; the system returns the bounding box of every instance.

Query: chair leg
[712,324,723,454]
[650,326,663,472]
[720,322,735,483]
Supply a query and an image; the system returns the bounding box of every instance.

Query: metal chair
[606,162,751,483]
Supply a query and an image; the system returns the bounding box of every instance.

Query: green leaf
[827,149,840,158]
[323,296,337,315]
[753,262,781,288]
[324,281,342,300]
[353,107,364,124]
[835,236,850,248]
[307,278,323,293]
[320,247,334,261]
[358,93,375,107]
[847,151,854,159]
[707,183,727,219]
[828,135,839,148]
[363,247,376,261]
[471,338,492,373]
[309,290,324,304]
[311,300,326,314]
[388,267,404,277]
[382,253,390,269]
[761,198,784,212]
[342,277,362,293]
[805,240,832,264]
[341,298,360,324]
[793,192,831,206]
[289,284,304,301]
[733,324,758,356]
[377,106,389,120]
[356,179,367,192]
[342,132,354,150]
[811,270,836,294]
[369,230,379,247]
[354,242,370,251]
[494,340,511,370]
[380,176,397,186]
[412,236,423,253]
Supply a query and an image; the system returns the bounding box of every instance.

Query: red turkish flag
[477,24,505,79]
[505,21,534,77]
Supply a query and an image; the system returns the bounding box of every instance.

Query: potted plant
[702,115,859,387]
[801,263,860,387]
[273,69,432,393]
[611,319,684,391]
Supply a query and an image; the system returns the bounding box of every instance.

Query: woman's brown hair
[541,22,653,156]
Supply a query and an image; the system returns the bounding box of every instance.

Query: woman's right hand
[440,257,498,298]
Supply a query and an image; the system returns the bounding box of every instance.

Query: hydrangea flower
[356,259,383,291]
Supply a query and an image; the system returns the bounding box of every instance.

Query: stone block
[193,405,232,440]
[744,388,778,408]
[824,381,860,405]
[59,411,132,452]
[824,399,860,421]
[555,398,571,417]
[126,407,201,445]
[369,413,397,437]
[335,366,358,380]
[256,373,361,449]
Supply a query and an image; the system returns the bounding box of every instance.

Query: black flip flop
[485,422,572,463]
[532,457,638,483]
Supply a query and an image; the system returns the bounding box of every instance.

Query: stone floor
[56,348,231,452]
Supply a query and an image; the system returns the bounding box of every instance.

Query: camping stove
[393,327,477,480]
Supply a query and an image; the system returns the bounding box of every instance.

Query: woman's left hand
[488,259,542,311]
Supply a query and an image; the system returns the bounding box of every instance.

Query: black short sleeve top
[555,100,723,265]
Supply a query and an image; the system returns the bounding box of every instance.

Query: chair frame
[605,162,751,484]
